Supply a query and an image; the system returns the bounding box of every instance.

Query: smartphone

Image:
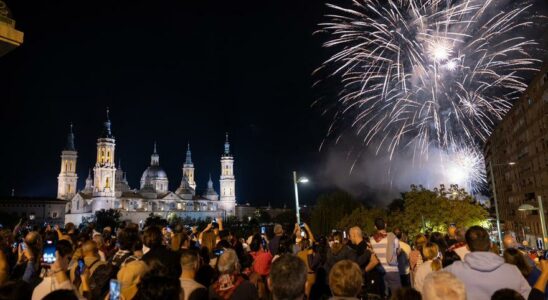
[213,248,224,256]
[76,259,86,276]
[12,242,18,249]
[260,226,266,234]
[109,279,121,300]
[42,240,56,264]
[343,231,347,239]
[300,231,306,238]
[20,242,26,251]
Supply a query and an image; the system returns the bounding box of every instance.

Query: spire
[101,107,113,138]
[151,141,159,166]
[65,123,76,151]
[208,173,213,188]
[185,142,193,165]
[224,132,230,155]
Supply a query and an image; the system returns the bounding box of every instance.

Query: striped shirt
[370,235,399,273]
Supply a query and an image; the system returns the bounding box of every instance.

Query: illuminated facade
[61,111,237,225]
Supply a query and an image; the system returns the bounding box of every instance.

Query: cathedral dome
[141,165,168,181]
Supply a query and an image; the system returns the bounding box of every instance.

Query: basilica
[60,110,237,225]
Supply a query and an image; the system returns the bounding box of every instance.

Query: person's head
[421,242,442,271]
[43,290,79,300]
[442,250,461,268]
[81,240,99,258]
[135,273,183,300]
[422,271,466,300]
[330,231,344,253]
[274,224,284,236]
[328,260,362,298]
[217,248,240,275]
[250,233,263,252]
[269,254,307,300]
[180,249,200,275]
[390,287,422,300]
[92,233,104,248]
[465,226,491,252]
[455,228,466,243]
[503,233,518,249]
[25,231,43,258]
[201,231,216,254]
[349,226,363,245]
[55,239,73,262]
[117,228,135,251]
[504,248,532,278]
[429,232,448,253]
[491,289,525,300]
[414,234,428,250]
[65,222,75,233]
[393,228,405,241]
[374,217,386,231]
[143,226,163,249]
[277,235,293,256]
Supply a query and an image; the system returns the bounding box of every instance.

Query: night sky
[0,0,338,207]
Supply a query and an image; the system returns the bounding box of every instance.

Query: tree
[144,213,168,228]
[254,209,272,224]
[310,191,362,235]
[392,185,489,238]
[337,207,387,234]
[272,210,297,226]
[94,209,121,231]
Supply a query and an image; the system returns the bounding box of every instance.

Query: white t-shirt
[31,276,77,300]
[413,260,435,292]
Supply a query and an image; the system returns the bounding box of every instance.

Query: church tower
[92,109,117,210]
[57,123,78,200]
[183,143,196,190]
[219,133,236,215]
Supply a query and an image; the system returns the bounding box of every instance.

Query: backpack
[386,232,400,266]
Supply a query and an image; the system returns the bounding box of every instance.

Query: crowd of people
[1,216,548,300]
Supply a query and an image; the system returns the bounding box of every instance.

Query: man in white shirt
[370,217,401,297]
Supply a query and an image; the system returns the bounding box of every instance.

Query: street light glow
[298,177,309,183]
[518,204,537,211]
[508,162,516,166]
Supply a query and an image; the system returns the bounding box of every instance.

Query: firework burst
[318,0,540,158]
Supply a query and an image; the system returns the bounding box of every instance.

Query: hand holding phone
[76,259,86,277]
[110,279,121,300]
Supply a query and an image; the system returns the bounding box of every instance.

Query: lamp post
[489,160,516,252]
[293,171,309,225]
[518,196,548,247]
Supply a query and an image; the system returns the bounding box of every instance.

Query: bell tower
[219,133,236,215]
[92,109,117,210]
[57,123,78,200]
[183,142,196,190]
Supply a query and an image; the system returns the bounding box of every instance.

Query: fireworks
[444,146,486,193]
[318,0,539,156]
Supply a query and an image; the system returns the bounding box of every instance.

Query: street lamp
[489,160,516,252]
[518,196,548,248]
[293,171,309,225]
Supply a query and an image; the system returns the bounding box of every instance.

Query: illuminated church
[60,110,236,225]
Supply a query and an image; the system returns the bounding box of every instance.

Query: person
[328,260,363,300]
[446,229,469,261]
[441,250,461,268]
[370,217,401,297]
[428,232,448,255]
[109,227,136,268]
[42,290,79,300]
[390,288,422,300]
[269,224,284,256]
[409,234,427,276]
[413,242,442,292]
[504,233,535,268]
[347,226,381,297]
[134,272,183,300]
[209,248,258,300]
[324,231,357,277]
[444,226,531,300]
[504,248,548,299]
[180,249,208,300]
[269,254,307,300]
[32,240,74,300]
[14,231,43,285]
[394,228,411,287]
[422,271,465,300]
[445,224,458,248]
[70,240,111,300]
[141,226,181,278]
[249,234,273,277]
[491,289,525,300]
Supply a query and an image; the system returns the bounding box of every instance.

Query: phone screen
[42,241,56,264]
[20,242,26,251]
[77,259,86,276]
[110,279,121,300]
[260,226,266,234]
[213,248,224,256]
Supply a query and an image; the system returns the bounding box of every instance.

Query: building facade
[62,110,237,225]
[0,197,66,226]
[0,1,24,57]
[485,63,548,243]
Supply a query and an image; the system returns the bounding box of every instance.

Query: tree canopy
[311,190,363,235]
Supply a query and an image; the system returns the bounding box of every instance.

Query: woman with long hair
[413,242,442,292]
[409,234,428,283]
